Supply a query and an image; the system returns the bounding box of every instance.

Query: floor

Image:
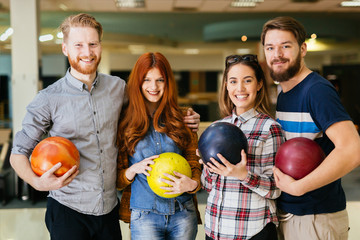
[1,167,360,240]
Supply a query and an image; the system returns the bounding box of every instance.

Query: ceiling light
[39,34,54,42]
[231,0,264,8]
[57,32,63,39]
[59,4,68,11]
[128,44,145,54]
[340,0,360,7]
[236,48,251,55]
[0,27,13,41]
[115,0,145,8]
[184,49,199,55]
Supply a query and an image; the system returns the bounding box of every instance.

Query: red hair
[118,52,192,155]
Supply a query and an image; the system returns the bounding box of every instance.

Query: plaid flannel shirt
[201,108,285,240]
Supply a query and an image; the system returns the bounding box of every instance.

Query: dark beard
[269,52,301,83]
[68,55,101,75]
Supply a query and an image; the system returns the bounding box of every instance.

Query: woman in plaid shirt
[201,54,285,240]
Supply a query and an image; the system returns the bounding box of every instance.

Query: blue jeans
[130,199,198,240]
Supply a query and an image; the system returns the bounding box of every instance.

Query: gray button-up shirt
[12,69,127,216]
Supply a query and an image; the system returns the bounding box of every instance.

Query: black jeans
[45,197,122,240]
[205,222,277,240]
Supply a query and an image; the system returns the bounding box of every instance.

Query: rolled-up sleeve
[12,91,51,158]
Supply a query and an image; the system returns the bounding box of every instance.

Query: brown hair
[261,16,306,47]
[219,55,271,117]
[118,52,192,155]
[60,13,103,43]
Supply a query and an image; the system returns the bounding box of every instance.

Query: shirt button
[94,111,96,115]
[100,149,103,153]
[97,130,99,134]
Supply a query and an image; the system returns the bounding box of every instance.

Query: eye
[245,79,252,83]
[90,42,99,47]
[265,46,273,51]
[157,78,165,82]
[228,78,237,84]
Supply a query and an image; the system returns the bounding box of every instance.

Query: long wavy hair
[118,52,192,155]
[219,55,271,118]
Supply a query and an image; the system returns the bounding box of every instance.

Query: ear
[257,80,263,92]
[62,42,68,57]
[300,42,307,58]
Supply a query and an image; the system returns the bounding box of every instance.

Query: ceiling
[0,0,359,56]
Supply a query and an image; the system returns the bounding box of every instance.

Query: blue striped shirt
[276,71,351,215]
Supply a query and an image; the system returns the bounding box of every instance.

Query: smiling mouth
[236,94,248,99]
[148,91,159,95]
[80,58,95,64]
[272,58,288,65]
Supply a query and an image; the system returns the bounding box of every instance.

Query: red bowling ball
[275,137,325,180]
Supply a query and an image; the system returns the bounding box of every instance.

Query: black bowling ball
[198,122,248,165]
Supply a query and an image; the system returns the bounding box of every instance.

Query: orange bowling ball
[31,136,80,177]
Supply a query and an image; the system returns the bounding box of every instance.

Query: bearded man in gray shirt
[10,13,200,240]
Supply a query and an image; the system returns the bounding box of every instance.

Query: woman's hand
[206,150,248,180]
[125,155,158,181]
[160,171,198,195]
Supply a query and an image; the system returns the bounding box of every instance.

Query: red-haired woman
[116,52,202,239]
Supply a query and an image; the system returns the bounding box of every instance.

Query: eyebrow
[264,40,294,46]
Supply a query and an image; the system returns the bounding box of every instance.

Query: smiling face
[62,27,102,79]
[141,67,165,113]
[226,63,263,115]
[263,29,305,82]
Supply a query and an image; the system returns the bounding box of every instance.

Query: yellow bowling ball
[147,152,192,198]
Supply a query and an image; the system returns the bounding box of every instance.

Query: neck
[280,64,312,93]
[70,68,97,91]
[146,102,159,117]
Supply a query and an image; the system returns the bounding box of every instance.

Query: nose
[149,80,158,89]
[82,44,92,56]
[274,46,283,58]
[237,82,245,91]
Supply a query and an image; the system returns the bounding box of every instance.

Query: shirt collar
[65,68,99,91]
[231,108,258,125]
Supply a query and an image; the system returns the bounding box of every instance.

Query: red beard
[68,54,101,75]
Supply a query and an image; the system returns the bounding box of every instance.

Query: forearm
[242,171,280,199]
[10,153,39,189]
[243,125,283,198]
[289,121,360,195]
[294,145,360,194]
[116,152,133,190]
[201,168,215,192]
[184,131,202,193]
[117,168,133,190]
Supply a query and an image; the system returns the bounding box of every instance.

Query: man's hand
[273,167,305,196]
[34,163,79,191]
[184,108,200,132]
[10,153,79,192]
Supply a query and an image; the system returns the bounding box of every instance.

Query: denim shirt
[129,123,192,215]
